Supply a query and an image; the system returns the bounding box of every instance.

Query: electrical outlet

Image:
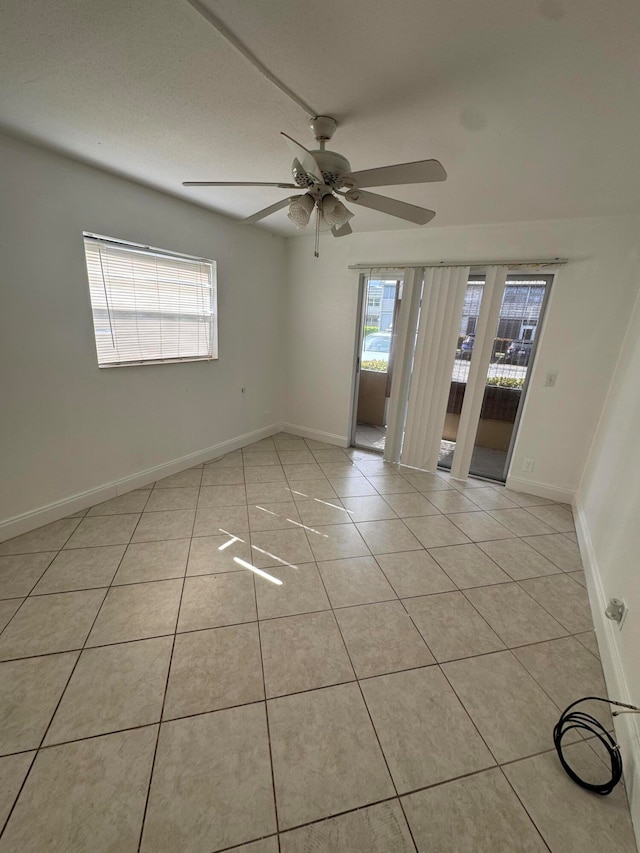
[522,458,535,473]
[545,371,558,387]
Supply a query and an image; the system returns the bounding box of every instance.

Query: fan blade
[281,133,324,183]
[332,222,353,238]
[183,181,298,188]
[346,159,447,189]
[345,190,435,225]
[241,196,299,224]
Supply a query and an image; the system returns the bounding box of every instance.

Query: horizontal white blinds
[83,235,216,367]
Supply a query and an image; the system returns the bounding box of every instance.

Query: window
[83,233,217,367]
[496,318,522,340]
[383,284,396,299]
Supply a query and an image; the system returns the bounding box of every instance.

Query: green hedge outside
[361,359,388,372]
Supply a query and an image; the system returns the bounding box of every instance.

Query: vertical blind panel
[83,237,216,366]
[450,266,508,480]
[384,267,422,465]
[401,266,470,471]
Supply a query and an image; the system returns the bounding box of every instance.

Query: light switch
[545,372,558,387]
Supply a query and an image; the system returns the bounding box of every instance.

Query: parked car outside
[362,331,391,365]
[459,334,475,359]
[503,339,533,364]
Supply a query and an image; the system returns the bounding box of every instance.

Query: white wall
[0,132,285,531]
[577,280,640,826]
[284,215,640,498]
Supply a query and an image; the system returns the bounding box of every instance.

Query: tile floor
[439,438,509,482]
[0,432,637,853]
[354,423,387,451]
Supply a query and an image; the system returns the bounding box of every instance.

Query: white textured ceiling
[1,0,639,235]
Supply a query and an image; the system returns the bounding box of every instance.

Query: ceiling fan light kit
[287,193,315,228]
[183,114,446,256]
[320,195,353,229]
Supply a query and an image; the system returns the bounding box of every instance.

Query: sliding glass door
[350,265,554,483]
[351,273,403,452]
[468,275,552,480]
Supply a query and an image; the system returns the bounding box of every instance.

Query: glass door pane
[353,275,402,452]
[438,276,485,470]
[469,275,552,481]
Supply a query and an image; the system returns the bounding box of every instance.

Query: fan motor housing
[292,149,352,188]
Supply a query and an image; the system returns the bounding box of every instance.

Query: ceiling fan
[183,115,447,255]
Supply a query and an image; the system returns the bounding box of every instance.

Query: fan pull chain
[314,206,320,258]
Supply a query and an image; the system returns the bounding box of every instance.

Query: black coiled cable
[553,696,640,795]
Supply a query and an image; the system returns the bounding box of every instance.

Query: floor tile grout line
[135,503,197,853]
[370,555,423,602]
[0,515,82,558]
[254,574,282,851]
[0,749,37,839]
[443,508,514,542]
[0,540,585,660]
[0,554,59,639]
[496,741,585,768]
[472,539,564,580]
[0,525,134,842]
[209,830,280,853]
[394,595,440,665]
[0,486,580,598]
[0,712,589,804]
[426,577,508,653]
[487,506,562,538]
[496,765,553,853]
[30,514,139,739]
[279,799,417,851]
[427,535,554,582]
[435,660,504,768]
[510,574,588,633]
[270,746,568,848]
[12,720,160,753]
[503,643,612,729]
[394,757,550,798]
[6,667,599,757]
[0,516,90,638]
[436,635,612,775]
[456,582,569,646]
[309,560,420,852]
[32,542,132,595]
[0,454,561,552]
[0,622,594,669]
[574,631,601,661]
[515,531,582,572]
[0,440,590,848]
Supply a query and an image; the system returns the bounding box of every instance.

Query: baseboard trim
[281,423,349,448]
[504,475,575,503]
[0,424,281,543]
[573,498,640,841]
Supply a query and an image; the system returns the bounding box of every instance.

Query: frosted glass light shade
[321,195,354,228]
[288,193,315,227]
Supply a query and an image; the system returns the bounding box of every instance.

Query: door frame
[499,273,554,481]
[450,271,554,482]
[348,273,368,448]
[349,271,404,451]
